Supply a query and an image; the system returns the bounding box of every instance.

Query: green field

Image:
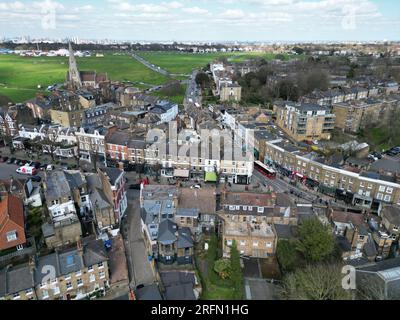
[0,51,302,104]
[137,51,301,75]
[0,54,170,103]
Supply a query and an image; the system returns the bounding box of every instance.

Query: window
[66,282,73,291]
[65,274,71,281]
[99,271,105,279]
[377,193,384,200]
[253,241,259,247]
[240,240,246,246]
[227,240,233,246]
[53,287,60,295]
[387,187,393,194]
[75,271,82,277]
[393,226,399,232]
[98,262,104,269]
[243,206,247,211]
[235,206,240,210]
[77,278,83,287]
[12,293,20,300]
[368,184,373,189]
[379,186,386,192]
[384,195,391,202]
[6,231,17,242]
[25,289,33,296]
[248,206,253,211]
[266,242,272,248]
[88,266,94,273]
[257,207,264,213]
[229,205,235,211]
[42,290,49,299]
[90,274,96,283]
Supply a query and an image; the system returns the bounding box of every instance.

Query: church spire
[68,42,82,90]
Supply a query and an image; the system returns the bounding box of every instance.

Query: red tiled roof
[0,195,24,231]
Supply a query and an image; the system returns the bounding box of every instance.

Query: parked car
[190,184,202,189]
[14,159,22,165]
[46,164,54,171]
[7,157,16,164]
[34,162,41,169]
[21,160,27,165]
[1,156,8,163]
[16,166,38,176]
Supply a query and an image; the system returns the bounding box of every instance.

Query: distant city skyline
[0,0,399,42]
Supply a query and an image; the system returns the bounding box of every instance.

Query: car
[34,162,41,169]
[1,156,8,163]
[7,157,15,164]
[46,164,55,171]
[30,175,42,182]
[21,160,27,165]
[190,184,202,189]
[16,166,38,176]
[129,184,141,190]
[136,284,145,290]
[14,159,21,165]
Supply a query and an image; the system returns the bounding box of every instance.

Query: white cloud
[183,7,209,15]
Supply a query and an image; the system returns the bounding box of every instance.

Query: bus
[254,161,276,179]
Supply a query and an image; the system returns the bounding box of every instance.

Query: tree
[276,240,301,273]
[195,72,211,91]
[160,81,185,97]
[42,129,61,162]
[297,217,335,263]
[213,259,231,280]
[279,263,352,300]
[229,240,243,300]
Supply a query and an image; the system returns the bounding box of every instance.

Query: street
[121,172,157,289]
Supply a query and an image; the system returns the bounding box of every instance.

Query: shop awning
[205,172,217,182]
[174,169,190,178]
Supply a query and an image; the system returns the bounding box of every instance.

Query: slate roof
[177,228,194,249]
[158,219,177,245]
[45,170,72,201]
[176,208,199,218]
[381,206,400,226]
[101,167,123,186]
[135,284,163,300]
[64,171,85,190]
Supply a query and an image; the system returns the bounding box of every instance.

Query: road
[132,52,170,76]
[183,70,202,109]
[252,169,316,203]
[121,176,156,289]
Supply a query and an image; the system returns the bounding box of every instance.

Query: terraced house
[0,237,109,300]
[263,139,400,212]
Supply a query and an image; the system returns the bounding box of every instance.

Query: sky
[0,0,399,42]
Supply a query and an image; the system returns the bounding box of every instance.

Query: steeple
[68,42,82,89]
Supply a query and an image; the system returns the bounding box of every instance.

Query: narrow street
[122,183,157,289]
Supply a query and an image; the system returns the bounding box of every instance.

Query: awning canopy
[174,169,190,178]
[205,172,217,182]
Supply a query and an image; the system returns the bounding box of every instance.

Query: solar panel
[66,255,74,266]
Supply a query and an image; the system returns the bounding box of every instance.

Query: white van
[16,166,38,176]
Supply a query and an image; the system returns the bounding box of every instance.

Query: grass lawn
[358,126,400,152]
[0,54,170,103]
[196,235,242,300]
[136,51,303,75]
